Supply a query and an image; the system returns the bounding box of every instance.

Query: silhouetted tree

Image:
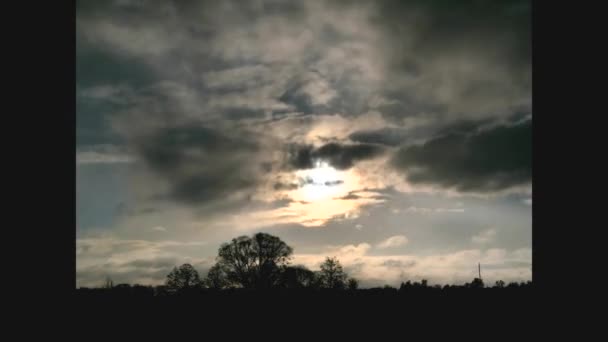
[279,265,316,289]
[347,278,359,290]
[132,284,154,296]
[154,285,169,296]
[165,263,203,293]
[310,271,325,290]
[76,232,534,298]
[399,280,412,291]
[319,257,347,289]
[216,233,293,289]
[468,278,484,289]
[205,263,230,290]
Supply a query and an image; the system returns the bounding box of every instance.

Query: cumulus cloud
[76,236,211,287]
[377,235,409,249]
[293,244,531,287]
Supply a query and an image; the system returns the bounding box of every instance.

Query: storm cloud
[349,127,412,147]
[391,119,531,192]
[135,124,268,205]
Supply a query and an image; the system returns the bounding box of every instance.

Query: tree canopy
[213,232,293,289]
[166,263,203,293]
[319,257,347,289]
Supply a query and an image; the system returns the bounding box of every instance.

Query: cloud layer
[76,0,531,287]
[392,120,532,192]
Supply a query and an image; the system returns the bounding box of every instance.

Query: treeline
[77,279,533,297]
[77,232,532,296]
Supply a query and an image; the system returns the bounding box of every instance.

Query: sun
[293,160,346,202]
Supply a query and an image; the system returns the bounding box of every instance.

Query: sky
[76,0,531,288]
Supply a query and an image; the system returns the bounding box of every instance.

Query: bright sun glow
[294,160,345,202]
[230,160,387,229]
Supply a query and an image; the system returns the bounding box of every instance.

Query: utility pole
[478,263,481,280]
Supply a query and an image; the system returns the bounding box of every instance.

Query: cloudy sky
[76,0,531,288]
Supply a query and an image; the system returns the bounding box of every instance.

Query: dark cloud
[315,143,385,170]
[336,190,389,201]
[277,69,342,115]
[76,90,129,147]
[273,182,299,191]
[112,203,161,217]
[367,0,531,126]
[349,127,411,147]
[434,118,495,137]
[275,176,344,190]
[338,193,361,200]
[375,0,530,65]
[350,107,532,148]
[286,144,315,170]
[136,124,265,205]
[220,107,266,120]
[286,142,385,171]
[391,119,531,192]
[324,180,344,186]
[278,84,320,115]
[435,110,532,137]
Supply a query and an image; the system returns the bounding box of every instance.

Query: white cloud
[76,236,211,287]
[377,235,409,249]
[76,151,135,164]
[293,245,532,287]
[152,226,167,232]
[76,144,135,164]
[472,228,497,245]
[404,206,433,214]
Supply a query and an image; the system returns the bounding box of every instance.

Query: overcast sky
[76,0,531,288]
